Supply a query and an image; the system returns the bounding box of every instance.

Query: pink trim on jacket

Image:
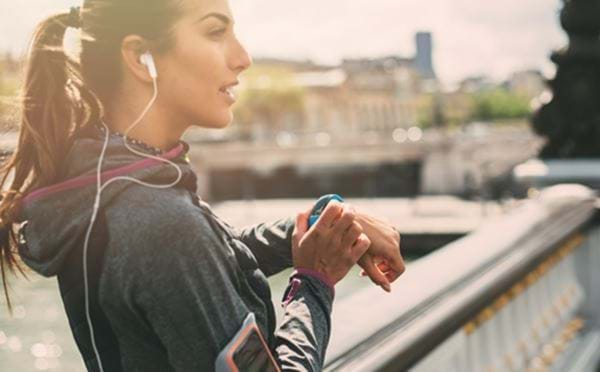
[23,143,184,206]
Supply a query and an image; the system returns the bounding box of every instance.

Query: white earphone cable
[83,64,182,372]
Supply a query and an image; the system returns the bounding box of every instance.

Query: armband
[215,312,280,372]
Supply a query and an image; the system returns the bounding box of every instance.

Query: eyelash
[210,28,227,37]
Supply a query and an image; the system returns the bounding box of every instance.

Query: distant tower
[414,32,436,80]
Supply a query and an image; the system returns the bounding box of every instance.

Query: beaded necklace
[95,122,165,156]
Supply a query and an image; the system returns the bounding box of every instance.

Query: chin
[194,111,233,129]
[214,115,233,129]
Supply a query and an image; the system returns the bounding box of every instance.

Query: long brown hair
[0,0,184,311]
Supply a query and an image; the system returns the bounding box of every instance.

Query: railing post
[532,0,600,158]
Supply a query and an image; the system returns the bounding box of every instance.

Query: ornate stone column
[532,0,600,158]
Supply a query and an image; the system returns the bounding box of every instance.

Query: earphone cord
[83,74,183,372]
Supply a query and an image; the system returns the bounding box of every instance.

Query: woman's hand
[292,201,371,285]
[355,212,405,292]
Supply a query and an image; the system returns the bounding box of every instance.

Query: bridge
[322,184,599,371]
[213,183,600,371]
[0,0,598,369]
[186,124,540,200]
[0,125,540,200]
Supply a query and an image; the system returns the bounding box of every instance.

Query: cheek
[181,47,222,95]
[162,57,209,108]
[174,57,212,95]
[162,42,232,126]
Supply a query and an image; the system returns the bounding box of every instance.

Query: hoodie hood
[17,123,199,277]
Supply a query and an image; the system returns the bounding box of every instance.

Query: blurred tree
[233,65,305,139]
[0,53,21,131]
[532,0,600,158]
[472,89,531,121]
[416,94,435,128]
[431,92,446,127]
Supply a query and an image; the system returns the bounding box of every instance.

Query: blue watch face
[312,202,328,216]
[308,194,344,227]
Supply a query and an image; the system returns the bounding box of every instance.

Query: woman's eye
[210,28,227,37]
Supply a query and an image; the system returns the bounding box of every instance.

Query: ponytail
[0,10,103,312]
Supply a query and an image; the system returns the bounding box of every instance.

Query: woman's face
[157,0,251,129]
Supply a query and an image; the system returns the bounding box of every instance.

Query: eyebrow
[196,12,231,25]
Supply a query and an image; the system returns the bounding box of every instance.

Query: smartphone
[215,312,281,372]
[308,194,345,228]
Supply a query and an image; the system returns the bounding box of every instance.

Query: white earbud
[140,52,158,79]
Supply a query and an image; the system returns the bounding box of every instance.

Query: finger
[387,231,406,275]
[387,254,406,276]
[351,233,371,261]
[378,260,402,283]
[372,256,402,282]
[341,221,362,248]
[294,210,310,236]
[314,200,343,230]
[360,266,397,283]
[377,262,391,271]
[385,270,401,283]
[360,255,391,292]
[332,205,356,237]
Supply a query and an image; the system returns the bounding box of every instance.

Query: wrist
[291,268,336,297]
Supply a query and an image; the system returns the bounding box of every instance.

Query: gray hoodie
[17,123,334,371]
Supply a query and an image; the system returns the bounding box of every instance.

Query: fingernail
[383,283,391,292]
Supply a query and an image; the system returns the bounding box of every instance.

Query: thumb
[360,255,391,292]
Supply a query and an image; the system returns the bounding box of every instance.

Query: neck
[103,86,188,151]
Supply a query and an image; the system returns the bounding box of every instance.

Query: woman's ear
[121,35,155,83]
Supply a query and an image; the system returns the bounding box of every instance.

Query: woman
[0,0,405,370]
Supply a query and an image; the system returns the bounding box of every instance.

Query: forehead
[180,0,233,20]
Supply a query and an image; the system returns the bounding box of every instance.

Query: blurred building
[506,69,546,100]
[440,91,475,126]
[414,32,436,80]
[458,75,497,93]
[298,56,423,137]
[209,32,439,143]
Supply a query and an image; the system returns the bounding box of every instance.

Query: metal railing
[325,184,599,371]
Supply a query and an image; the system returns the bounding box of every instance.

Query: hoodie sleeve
[123,208,333,372]
[275,271,334,370]
[234,217,295,277]
[194,198,294,277]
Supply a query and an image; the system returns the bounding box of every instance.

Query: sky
[0,0,566,85]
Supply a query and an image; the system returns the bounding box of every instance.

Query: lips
[220,81,239,103]
[220,81,239,93]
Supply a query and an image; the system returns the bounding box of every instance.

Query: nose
[230,36,252,73]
